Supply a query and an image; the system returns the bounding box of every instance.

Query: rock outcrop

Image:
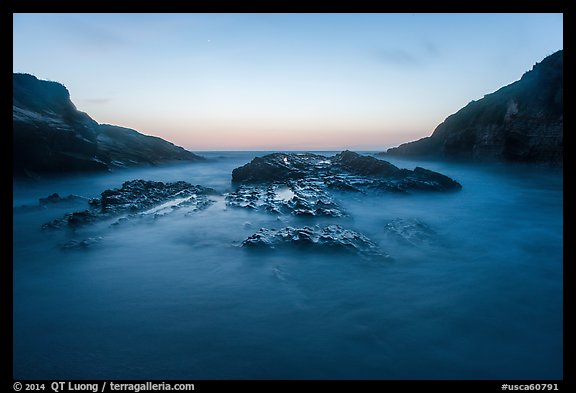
[33,157,458,258]
[242,225,391,260]
[228,151,460,217]
[231,152,329,183]
[13,73,203,177]
[42,179,215,229]
[232,151,461,192]
[384,50,563,165]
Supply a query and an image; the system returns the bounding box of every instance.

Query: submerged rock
[60,236,103,250]
[384,218,437,247]
[39,193,88,206]
[242,224,390,260]
[43,179,216,229]
[14,193,88,212]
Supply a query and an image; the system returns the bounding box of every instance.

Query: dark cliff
[13,73,203,177]
[384,50,563,165]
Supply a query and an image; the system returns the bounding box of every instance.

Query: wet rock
[324,176,363,192]
[226,180,344,217]
[231,150,461,192]
[242,224,390,260]
[402,167,463,191]
[225,184,284,212]
[228,151,460,217]
[332,150,400,176]
[89,179,214,214]
[43,179,216,229]
[232,153,332,183]
[289,181,344,217]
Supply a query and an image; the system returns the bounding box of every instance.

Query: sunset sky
[13,13,563,151]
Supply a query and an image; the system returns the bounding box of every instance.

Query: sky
[13,13,563,151]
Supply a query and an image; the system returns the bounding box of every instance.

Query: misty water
[13,152,563,380]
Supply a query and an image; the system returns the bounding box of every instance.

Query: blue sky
[13,13,563,151]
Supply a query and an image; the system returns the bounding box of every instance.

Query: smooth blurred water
[13,152,563,379]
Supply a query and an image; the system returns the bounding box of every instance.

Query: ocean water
[12,152,563,380]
